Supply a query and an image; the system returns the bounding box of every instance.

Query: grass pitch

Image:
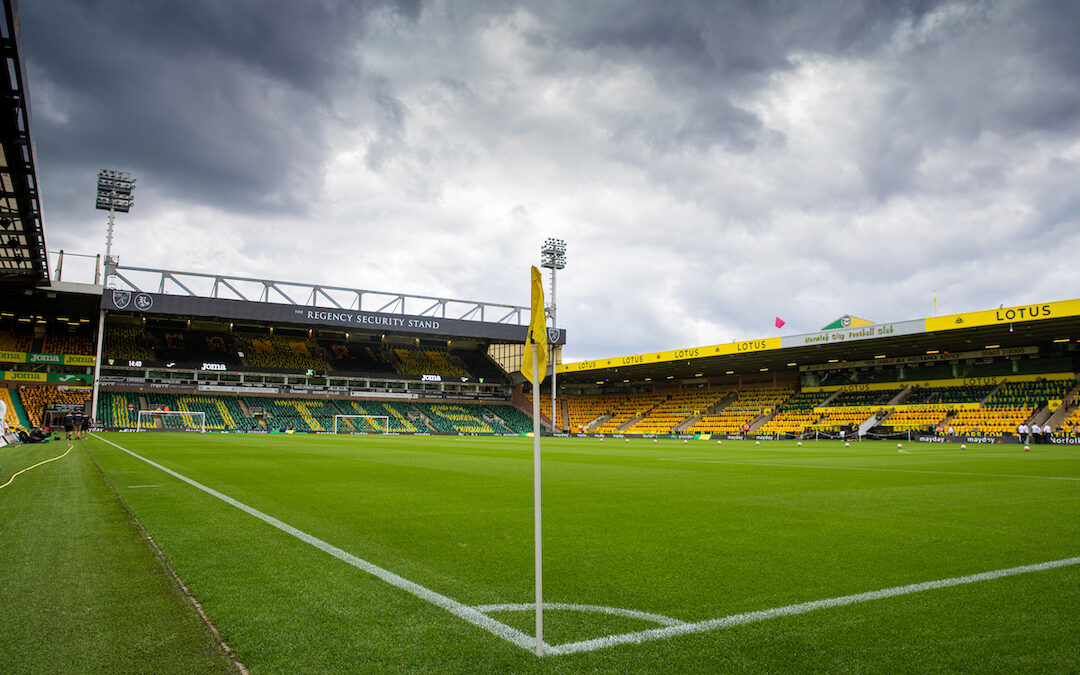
[4,433,1080,672]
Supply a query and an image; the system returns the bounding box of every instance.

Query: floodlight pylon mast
[540,238,565,432]
[90,169,136,426]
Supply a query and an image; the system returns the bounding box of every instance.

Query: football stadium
[3,4,1080,674]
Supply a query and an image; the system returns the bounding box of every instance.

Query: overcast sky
[19,0,1080,362]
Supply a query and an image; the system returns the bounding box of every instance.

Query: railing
[102,265,529,325]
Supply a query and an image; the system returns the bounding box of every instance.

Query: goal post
[136,410,206,433]
[333,415,390,434]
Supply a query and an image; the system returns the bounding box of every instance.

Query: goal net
[136,410,206,433]
[333,415,390,434]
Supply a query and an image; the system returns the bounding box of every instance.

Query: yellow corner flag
[523,265,548,385]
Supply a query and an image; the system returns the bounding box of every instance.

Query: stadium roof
[97,265,567,345]
[0,0,48,286]
[556,298,1080,384]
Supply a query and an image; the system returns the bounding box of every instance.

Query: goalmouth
[136,410,206,432]
[333,415,390,434]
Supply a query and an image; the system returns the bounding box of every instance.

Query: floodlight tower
[91,169,136,425]
[540,238,566,432]
[95,169,135,286]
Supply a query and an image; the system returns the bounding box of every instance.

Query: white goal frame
[333,415,390,434]
[136,410,206,432]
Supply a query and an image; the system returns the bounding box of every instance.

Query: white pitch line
[657,457,1080,482]
[549,555,1080,655]
[90,434,546,654]
[90,434,1080,659]
[475,602,685,627]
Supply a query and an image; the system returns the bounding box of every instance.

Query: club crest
[547,328,561,343]
[134,293,154,311]
[111,290,131,309]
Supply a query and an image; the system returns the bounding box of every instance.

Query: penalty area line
[549,555,1080,655]
[89,434,546,655]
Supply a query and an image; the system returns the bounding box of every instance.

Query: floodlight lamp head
[540,237,567,269]
[96,169,137,212]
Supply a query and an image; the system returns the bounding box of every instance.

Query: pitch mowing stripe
[549,556,1080,655]
[90,435,545,654]
[657,457,1080,481]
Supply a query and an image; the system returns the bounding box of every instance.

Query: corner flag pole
[532,342,543,656]
[525,264,547,657]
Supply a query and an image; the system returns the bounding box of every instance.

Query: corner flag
[524,264,548,656]
[523,266,548,385]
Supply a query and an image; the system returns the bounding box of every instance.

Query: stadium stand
[756,390,834,434]
[486,404,532,433]
[393,348,468,378]
[99,392,141,429]
[947,407,1028,435]
[0,325,33,352]
[145,393,246,431]
[985,378,1072,409]
[688,387,792,434]
[104,325,153,361]
[234,332,328,372]
[904,384,997,405]
[939,377,1077,435]
[321,342,396,375]
[811,408,877,432]
[877,406,953,432]
[557,394,612,431]
[593,393,668,433]
[828,388,900,407]
[452,349,509,383]
[1060,404,1080,434]
[154,329,243,367]
[2,389,26,431]
[15,386,90,428]
[42,329,94,355]
[628,390,730,434]
[255,398,340,431]
[414,402,501,433]
[336,399,419,433]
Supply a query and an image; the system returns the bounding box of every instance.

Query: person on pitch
[63,410,75,440]
[72,409,85,440]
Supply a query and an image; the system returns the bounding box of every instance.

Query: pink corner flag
[775,317,785,329]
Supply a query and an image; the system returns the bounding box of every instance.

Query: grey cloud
[21,0,420,217]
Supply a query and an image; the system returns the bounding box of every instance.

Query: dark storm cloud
[524,1,947,158]
[20,0,420,217]
[16,0,1080,362]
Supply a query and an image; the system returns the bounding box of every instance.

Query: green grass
[6,433,1080,672]
[0,439,238,674]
